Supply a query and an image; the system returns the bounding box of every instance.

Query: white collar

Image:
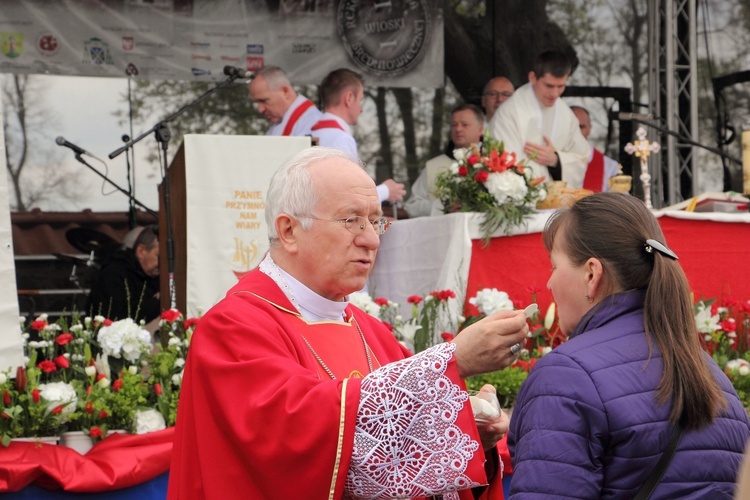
[259,254,348,322]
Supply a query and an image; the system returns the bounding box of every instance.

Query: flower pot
[60,431,94,454]
[12,436,58,446]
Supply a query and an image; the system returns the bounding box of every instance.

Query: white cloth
[310,112,358,159]
[588,144,620,192]
[266,95,322,137]
[311,112,389,203]
[404,154,454,217]
[489,83,589,187]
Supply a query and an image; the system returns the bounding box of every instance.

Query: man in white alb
[489,50,589,187]
[311,68,405,205]
[404,104,485,218]
[249,65,322,136]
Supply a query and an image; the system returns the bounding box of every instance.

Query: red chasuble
[168,270,494,499]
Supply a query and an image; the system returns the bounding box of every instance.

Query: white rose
[133,408,166,434]
[38,381,77,422]
[453,148,467,162]
[484,171,528,205]
[348,292,380,319]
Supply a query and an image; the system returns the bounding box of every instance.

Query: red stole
[583,148,605,192]
[282,99,314,136]
[311,119,345,131]
[300,310,381,380]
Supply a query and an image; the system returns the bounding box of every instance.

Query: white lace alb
[345,343,480,499]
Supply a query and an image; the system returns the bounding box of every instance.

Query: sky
[6,74,163,213]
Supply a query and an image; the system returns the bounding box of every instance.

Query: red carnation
[99,409,108,419]
[161,309,181,322]
[3,390,11,406]
[31,320,48,331]
[85,401,95,414]
[407,295,423,304]
[54,355,70,369]
[721,319,737,332]
[103,319,113,326]
[154,383,163,396]
[89,426,103,438]
[184,317,199,329]
[474,171,489,183]
[38,360,57,373]
[51,405,64,415]
[112,379,123,392]
[440,332,455,342]
[457,166,468,177]
[55,333,75,346]
[374,297,389,307]
[467,155,479,166]
[32,389,40,403]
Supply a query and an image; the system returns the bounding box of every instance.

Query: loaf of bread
[536,187,594,209]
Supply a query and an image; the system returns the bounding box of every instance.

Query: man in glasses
[481,76,515,124]
[404,103,485,217]
[169,147,529,499]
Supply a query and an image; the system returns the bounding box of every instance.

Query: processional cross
[625,126,660,209]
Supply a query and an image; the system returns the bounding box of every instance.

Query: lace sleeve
[345,343,481,499]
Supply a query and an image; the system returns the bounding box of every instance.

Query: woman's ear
[584,257,604,301]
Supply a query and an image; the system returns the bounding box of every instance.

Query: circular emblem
[337,0,431,77]
[36,33,59,57]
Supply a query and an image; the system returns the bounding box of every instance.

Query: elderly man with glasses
[169,147,529,499]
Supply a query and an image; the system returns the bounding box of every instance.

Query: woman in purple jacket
[508,192,750,498]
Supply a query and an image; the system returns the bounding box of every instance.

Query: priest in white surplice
[489,50,590,187]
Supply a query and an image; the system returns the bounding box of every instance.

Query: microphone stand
[71,153,158,219]
[107,71,247,310]
[627,116,741,165]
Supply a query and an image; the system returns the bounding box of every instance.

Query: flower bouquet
[434,134,547,241]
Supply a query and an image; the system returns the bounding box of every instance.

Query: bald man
[249,65,322,136]
[571,106,620,192]
[481,77,515,123]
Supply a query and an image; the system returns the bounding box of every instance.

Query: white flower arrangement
[97,318,152,363]
[694,302,720,334]
[348,291,381,319]
[469,288,514,316]
[38,381,77,422]
[133,408,166,434]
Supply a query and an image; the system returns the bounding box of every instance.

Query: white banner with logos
[0,0,443,88]
[183,134,311,317]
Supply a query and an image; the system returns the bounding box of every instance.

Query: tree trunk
[427,87,445,167]
[374,87,393,184]
[392,88,418,186]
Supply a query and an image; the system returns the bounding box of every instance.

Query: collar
[319,111,352,134]
[569,289,646,340]
[259,254,349,322]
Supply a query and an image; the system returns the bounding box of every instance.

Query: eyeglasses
[305,215,391,235]
[483,91,513,99]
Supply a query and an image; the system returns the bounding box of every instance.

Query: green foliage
[465,368,529,409]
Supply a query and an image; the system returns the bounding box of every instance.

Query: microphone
[611,112,654,122]
[55,136,95,157]
[223,65,253,79]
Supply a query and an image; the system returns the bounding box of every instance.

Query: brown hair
[319,68,364,110]
[452,103,485,125]
[543,192,726,430]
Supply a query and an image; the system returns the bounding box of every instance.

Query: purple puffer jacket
[508,289,750,499]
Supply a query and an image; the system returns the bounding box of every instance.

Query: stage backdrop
[0,102,24,371]
[182,134,310,317]
[0,0,443,88]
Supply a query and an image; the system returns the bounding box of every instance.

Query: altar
[369,209,750,318]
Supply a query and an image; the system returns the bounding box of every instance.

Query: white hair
[265,147,358,241]
[254,66,292,91]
